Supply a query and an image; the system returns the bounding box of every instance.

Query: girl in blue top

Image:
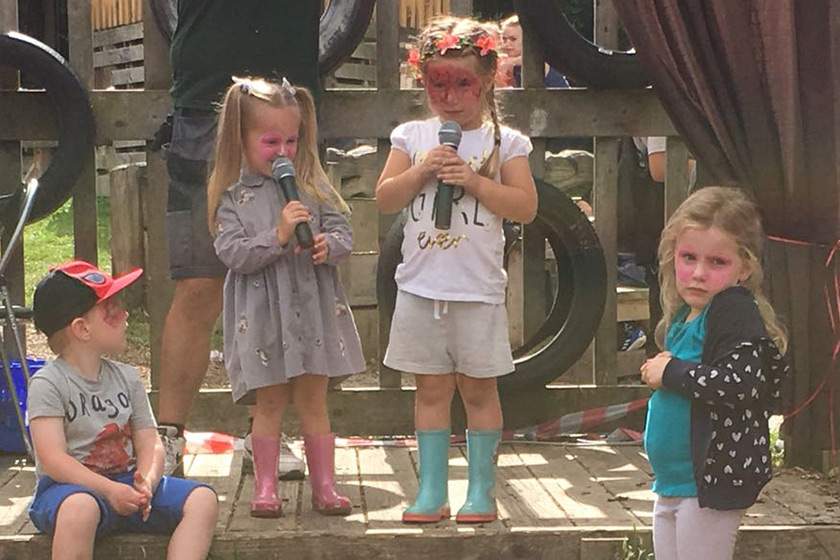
[640,187,788,560]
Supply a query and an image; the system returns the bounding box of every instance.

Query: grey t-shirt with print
[27,357,157,478]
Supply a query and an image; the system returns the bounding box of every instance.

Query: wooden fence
[2,0,691,437]
[92,0,143,31]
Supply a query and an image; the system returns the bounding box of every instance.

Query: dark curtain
[612,1,840,467]
[613,0,839,244]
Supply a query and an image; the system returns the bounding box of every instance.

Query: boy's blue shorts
[28,471,215,537]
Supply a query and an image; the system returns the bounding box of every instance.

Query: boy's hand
[105,480,146,517]
[133,471,154,522]
[303,233,329,265]
[641,352,672,390]
[278,201,311,247]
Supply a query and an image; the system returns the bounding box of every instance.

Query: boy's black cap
[33,261,143,337]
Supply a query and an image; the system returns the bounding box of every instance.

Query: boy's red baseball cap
[33,261,143,337]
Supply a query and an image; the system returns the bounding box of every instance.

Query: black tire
[0,32,95,225]
[377,179,607,391]
[515,0,649,89]
[149,0,375,77]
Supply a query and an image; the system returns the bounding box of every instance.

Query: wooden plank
[357,446,414,528]
[299,446,365,532]
[376,1,399,90]
[506,232,525,348]
[338,252,378,307]
[111,66,145,87]
[594,0,620,51]
[228,472,300,533]
[184,451,243,532]
[519,444,641,526]
[109,163,145,309]
[761,471,840,526]
[664,136,690,218]
[0,89,678,142]
[376,138,400,390]
[142,0,171,89]
[0,0,16,32]
[495,444,571,527]
[523,141,548,339]
[0,464,34,536]
[347,198,379,253]
[93,44,144,67]
[568,445,654,526]
[334,64,378,84]
[616,287,650,322]
[140,150,173,388]
[784,243,812,466]
[0,139,26,360]
[592,137,620,385]
[152,385,655,436]
[93,22,144,48]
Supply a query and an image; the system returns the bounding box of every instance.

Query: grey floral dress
[214,171,365,404]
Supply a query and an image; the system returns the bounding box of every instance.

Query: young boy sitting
[27,261,218,560]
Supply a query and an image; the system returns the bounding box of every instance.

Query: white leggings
[653,496,746,560]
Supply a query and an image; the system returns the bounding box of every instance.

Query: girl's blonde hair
[207,77,349,230]
[415,16,503,179]
[656,186,788,354]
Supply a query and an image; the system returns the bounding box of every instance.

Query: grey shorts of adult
[164,108,227,280]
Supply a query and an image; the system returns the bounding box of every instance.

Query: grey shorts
[384,291,515,378]
[164,108,227,280]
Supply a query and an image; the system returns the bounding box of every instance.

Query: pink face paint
[673,227,745,314]
[257,132,298,163]
[424,64,483,114]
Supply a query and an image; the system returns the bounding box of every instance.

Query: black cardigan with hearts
[661,286,789,510]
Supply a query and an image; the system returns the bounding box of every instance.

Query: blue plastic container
[0,358,46,453]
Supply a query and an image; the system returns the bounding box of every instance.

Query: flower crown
[408,30,497,73]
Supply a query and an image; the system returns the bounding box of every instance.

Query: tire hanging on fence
[0,32,95,226]
[514,0,649,89]
[149,0,376,77]
[377,178,607,391]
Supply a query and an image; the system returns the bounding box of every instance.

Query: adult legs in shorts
[156,110,227,475]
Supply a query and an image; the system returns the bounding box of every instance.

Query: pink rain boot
[250,435,282,518]
[304,433,352,516]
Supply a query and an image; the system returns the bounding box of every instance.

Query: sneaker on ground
[243,432,306,480]
[158,425,185,477]
[620,324,647,352]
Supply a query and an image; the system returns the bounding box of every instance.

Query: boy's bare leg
[167,486,219,560]
[51,493,100,560]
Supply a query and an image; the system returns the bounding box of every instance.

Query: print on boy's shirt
[410,148,490,250]
[82,422,134,474]
[65,390,131,423]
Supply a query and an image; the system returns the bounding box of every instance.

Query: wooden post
[521,16,548,341]
[109,164,145,310]
[664,136,689,218]
[68,0,98,264]
[143,0,173,388]
[375,0,401,389]
[594,0,620,50]
[449,0,473,16]
[592,138,619,385]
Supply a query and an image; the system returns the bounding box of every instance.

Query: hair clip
[281,77,297,96]
[233,76,251,95]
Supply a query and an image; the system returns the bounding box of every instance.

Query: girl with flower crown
[208,77,365,519]
[376,17,538,524]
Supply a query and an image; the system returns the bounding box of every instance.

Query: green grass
[23,197,114,305]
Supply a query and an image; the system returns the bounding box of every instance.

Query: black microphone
[434,121,463,230]
[271,157,314,249]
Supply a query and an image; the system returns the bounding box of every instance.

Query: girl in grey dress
[207,77,365,519]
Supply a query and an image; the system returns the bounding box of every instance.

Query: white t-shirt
[390,117,532,304]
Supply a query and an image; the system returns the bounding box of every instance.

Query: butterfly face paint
[243,104,301,176]
[423,59,487,129]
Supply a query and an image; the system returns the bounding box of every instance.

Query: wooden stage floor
[2,443,840,559]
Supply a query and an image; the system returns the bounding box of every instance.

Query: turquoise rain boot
[403,429,451,523]
[456,430,501,523]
